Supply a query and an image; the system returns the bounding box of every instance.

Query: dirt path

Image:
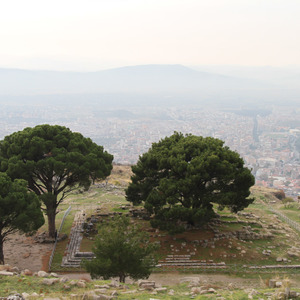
[3,232,53,272]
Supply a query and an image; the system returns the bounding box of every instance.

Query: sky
[1,0,300,71]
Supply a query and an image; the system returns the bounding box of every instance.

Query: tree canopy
[83,215,158,283]
[126,132,255,233]
[0,124,113,237]
[0,172,44,264]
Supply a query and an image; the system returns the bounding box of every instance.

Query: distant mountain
[1,64,299,107]
[0,64,273,96]
[192,65,300,89]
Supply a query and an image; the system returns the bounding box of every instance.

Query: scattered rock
[268,279,276,288]
[0,270,14,276]
[21,292,30,299]
[180,277,200,286]
[111,290,118,297]
[11,266,20,273]
[42,278,59,285]
[7,294,25,300]
[22,269,33,276]
[94,288,108,294]
[138,280,156,290]
[155,287,167,293]
[287,251,298,258]
[69,280,77,286]
[82,291,97,299]
[63,284,71,290]
[77,280,87,288]
[168,289,175,296]
[190,287,202,294]
[37,270,49,277]
[60,276,70,283]
[30,292,39,298]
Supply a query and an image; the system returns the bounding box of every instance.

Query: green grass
[1,274,300,299]
[50,211,75,272]
[278,206,300,225]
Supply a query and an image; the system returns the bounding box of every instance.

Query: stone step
[166,255,191,258]
[162,259,200,263]
[158,262,225,266]
[156,264,227,268]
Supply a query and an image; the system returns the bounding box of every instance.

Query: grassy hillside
[2,165,300,299]
[46,165,300,273]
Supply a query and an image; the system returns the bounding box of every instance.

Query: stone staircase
[61,210,95,268]
[156,255,226,269]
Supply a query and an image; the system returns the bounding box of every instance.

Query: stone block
[269,279,276,288]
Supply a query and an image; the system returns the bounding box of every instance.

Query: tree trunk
[0,236,4,265]
[119,274,126,283]
[47,206,57,239]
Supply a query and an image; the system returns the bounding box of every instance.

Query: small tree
[126,132,255,233]
[0,124,113,238]
[83,215,158,283]
[282,197,294,208]
[0,172,44,264]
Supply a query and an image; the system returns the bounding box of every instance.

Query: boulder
[70,280,78,286]
[77,280,87,288]
[22,269,33,276]
[111,290,118,297]
[155,287,167,293]
[98,295,113,300]
[82,291,97,299]
[269,279,277,288]
[287,251,298,258]
[63,284,71,290]
[42,278,59,285]
[11,266,20,273]
[0,271,14,276]
[275,292,287,300]
[137,280,156,289]
[37,270,49,277]
[21,292,30,299]
[7,294,24,300]
[94,289,108,294]
[191,287,202,294]
[289,291,300,298]
[60,276,70,283]
[30,292,39,298]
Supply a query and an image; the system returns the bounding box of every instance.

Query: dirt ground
[3,232,52,272]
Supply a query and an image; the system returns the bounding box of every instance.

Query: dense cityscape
[0,102,299,198]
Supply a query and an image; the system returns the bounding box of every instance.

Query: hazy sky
[1,0,299,71]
